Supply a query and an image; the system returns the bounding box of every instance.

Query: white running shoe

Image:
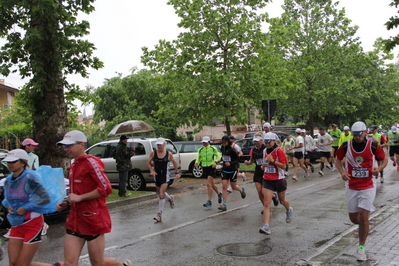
[292,175,298,181]
[41,223,49,236]
[3,229,10,238]
[318,170,324,176]
[356,247,367,261]
[242,172,247,181]
[227,185,232,193]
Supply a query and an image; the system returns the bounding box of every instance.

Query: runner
[335,121,387,261]
[147,138,180,222]
[338,126,353,147]
[316,128,334,176]
[281,134,295,176]
[329,124,342,171]
[369,125,388,182]
[387,125,399,170]
[217,136,246,211]
[290,128,308,180]
[244,134,278,214]
[259,132,292,235]
[302,129,316,174]
[195,136,222,208]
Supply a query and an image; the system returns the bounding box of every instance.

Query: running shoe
[326,165,331,170]
[310,164,315,173]
[240,188,246,199]
[394,161,397,167]
[3,229,10,238]
[168,195,175,209]
[154,213,162,222]
[286,207,293,223]
[318,170,324,176]
[381,177,384,183]
[203,200,212,208]
[218,192,222,204]
[227,185,232,193]
[397,166,399,171]
[284,171,288,177]
[356,246,367,261]
[242,172,247,181]
[42,223,49,236]
[304,169,310,178]
[259,224,271,235]
[292,175,298,181]
[332,165,336,171]
[52,262,64,266]
[272,192,279,206]
[218,204,227,211]
[123,259,133,266]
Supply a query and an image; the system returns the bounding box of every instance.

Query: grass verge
[107,188,152,202]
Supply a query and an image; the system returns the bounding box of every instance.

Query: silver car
[86,137,180,191]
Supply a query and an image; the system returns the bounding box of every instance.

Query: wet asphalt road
[2,164,399,266]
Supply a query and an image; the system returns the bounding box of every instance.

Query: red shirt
[336,140,385,190]
[262,148,287,181]
[66,155,112,235]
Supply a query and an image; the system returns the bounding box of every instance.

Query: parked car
[242,131,292,141]
[85,137,180,191]
[174,141,222,178]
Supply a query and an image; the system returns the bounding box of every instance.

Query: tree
[0,0,102,168]
[384,0,399,53]
[142,0,275,136]
[268,0,370,130]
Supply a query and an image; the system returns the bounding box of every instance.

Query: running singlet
[153,151,170,179]
[262,147,287,181]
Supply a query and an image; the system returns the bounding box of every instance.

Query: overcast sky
[0,0,398,114]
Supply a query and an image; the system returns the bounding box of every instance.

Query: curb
[106,193,158,209]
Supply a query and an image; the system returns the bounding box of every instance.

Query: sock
[264,223,269,228]
[158,198,165,213]
[321,162,324,171]
[223,201,226,206]
[165,192,171,201]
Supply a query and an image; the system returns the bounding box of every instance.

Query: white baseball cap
[201,136,210,143]
[263,132,276,142]
[3,149,29,162]
[253,136,263,142]
[392,126,398,133]
[57,130,87,146]
[351,121,367,136]
[301,129,306,133]
[155,137,166,145]
[263,122,271,128]
[295,128,302,133]
[343,126,350,131]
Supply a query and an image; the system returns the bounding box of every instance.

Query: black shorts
[304,151,312,160]
[320,151,331,159]
[66,229,101,242]
[294,151,304,159]
[389,146,399,157]
[262,178,288,193]
[221,171,238,182]
[332,146,338,156]
[202,166,216,178]
[253,172,264,183]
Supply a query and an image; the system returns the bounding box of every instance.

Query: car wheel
[0,204,10,229]
[191,163,204,178]
[128,171,146,191]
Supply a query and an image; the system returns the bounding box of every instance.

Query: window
[87,144,107,158]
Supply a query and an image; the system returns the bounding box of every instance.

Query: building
[0,79,19,119]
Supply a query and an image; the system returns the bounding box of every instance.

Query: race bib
[256,158,264,166]
[265,165,276,174]
[222,155,231,162]
[352,167,368,178]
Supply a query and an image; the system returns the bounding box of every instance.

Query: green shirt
[388,131,399,146]
[195,145,221,167]
[329,129,342,147]
[338,132,353,147]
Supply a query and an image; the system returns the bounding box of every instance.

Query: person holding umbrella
[115,135,135,197]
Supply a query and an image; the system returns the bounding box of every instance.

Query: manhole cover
[216,242,272,257]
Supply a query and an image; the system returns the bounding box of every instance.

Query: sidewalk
[295,168,399,266]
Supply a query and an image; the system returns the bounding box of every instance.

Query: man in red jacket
[336,122,387,262]
[32,130,132,266]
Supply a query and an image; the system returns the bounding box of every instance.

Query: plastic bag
[34,165,66,214]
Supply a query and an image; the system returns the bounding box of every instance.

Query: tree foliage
[384,0,399,52]
[142,0,278,135]
[0,0,102,168]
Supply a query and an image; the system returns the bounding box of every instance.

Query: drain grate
[216,242,272,257]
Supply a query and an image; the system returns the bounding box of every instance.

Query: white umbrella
[108,120,155,136]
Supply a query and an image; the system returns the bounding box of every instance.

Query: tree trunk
[225,118,231,136]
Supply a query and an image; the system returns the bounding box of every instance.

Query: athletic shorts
[262,178,288,193]
[346,186,376,213]
[155,174,171,187]
[294,151,304,159]
[285,153,294,159]
[332,146,338,157]
[221,171,238,182]
[320,151,331,159]
[253,172,264,183]
[389,146,399,157]
[66,229,101,242]
[304,151,312,160]
[9,216,43,244]
[202,166,216,178]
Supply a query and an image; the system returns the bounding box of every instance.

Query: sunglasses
[7,160,19,164]
[64,142,81,148]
